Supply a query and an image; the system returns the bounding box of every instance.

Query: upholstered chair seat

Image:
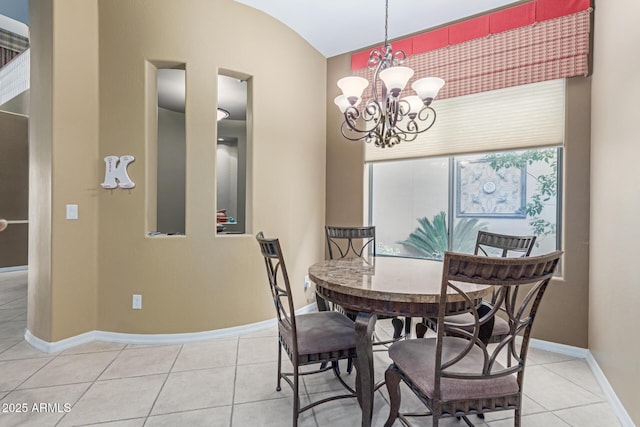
[279,311,357,364]
[389,337,518,402]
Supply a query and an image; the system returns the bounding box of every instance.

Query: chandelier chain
[384,0,389,46]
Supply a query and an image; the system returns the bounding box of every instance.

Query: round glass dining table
[308,256,493,427]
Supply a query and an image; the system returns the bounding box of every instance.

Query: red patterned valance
[350,0,592,101]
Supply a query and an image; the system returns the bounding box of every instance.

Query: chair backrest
[474,230,536,258]
[434,250,562,397]
[325,225,375,260]
[256,232,297,351]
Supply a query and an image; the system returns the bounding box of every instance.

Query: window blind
[365,78,565,162]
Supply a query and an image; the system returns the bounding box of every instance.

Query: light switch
[66,204,78,220]
[132,294,142,310]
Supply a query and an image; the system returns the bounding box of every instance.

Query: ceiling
[233,0,524,58]
[0,1,526,57]
[1,0,525,117]
[157,70,247,121]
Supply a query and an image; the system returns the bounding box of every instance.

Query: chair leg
[404,317,412,338]
[347,356,353,374]
[276,343,282,392]
[293,364,300,427]
[515,407,521,427]
[384,366,402,427]
[415,322,428,339]
[391,317,404,339]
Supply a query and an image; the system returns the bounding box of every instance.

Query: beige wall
[27,0,326,340]
[326,53,365,228]
[533,77,590,348]
[28,0,100,341]
[0,111,28,268]
[590,1,640,423]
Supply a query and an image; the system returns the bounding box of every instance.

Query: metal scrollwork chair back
[256,232,357,427]
[325,225,376,260]
[417,231,538,342]
[324,225,410,343]
[384,250,563,427]
[474,230,536,258]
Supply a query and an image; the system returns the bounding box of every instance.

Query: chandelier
[334,0,445,148]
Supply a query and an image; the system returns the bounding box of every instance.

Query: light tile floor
[0,271,622,426]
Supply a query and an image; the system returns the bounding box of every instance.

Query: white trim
[24,329,97,354]
[585,352,636,427]
[0,14,28,38]
[528,337,590,358]
[0,265,27,273]
[24,303,318,354]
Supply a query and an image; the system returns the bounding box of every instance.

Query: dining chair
[255,232,357,427]
[384,250,563,427]
[323,225,409,341]
[474,230,537,258]
[416,231,537,341]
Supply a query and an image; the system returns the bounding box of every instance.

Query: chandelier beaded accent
[335,0,445,148]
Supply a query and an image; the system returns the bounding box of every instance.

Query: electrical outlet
[132,294,142,310]
[303,275,311,290]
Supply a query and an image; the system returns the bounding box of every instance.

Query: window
[216,72,249,234]
[370,147,561,259]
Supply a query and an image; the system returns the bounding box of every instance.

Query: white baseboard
[0,265,27,273]
[24,302,318,354]
[528,337,590,358]
[528,338,634,427]
[584,352,636,427]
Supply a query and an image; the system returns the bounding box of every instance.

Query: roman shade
[365,78,565,162]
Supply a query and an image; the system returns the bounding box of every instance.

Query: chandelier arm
[397,98,410,117]
[341,104,384,140]
[387,98,400,129]
[417,105,436,123]
[340,119,387,144]
[340,122,372,142]
[394,107,437,136]
[392,49,406,66]
[370,55,387,106]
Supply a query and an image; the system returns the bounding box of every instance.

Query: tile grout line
[141,343,184,425]
[534,363,607,403]
[229,335,241,427]
[54,343,130,427]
